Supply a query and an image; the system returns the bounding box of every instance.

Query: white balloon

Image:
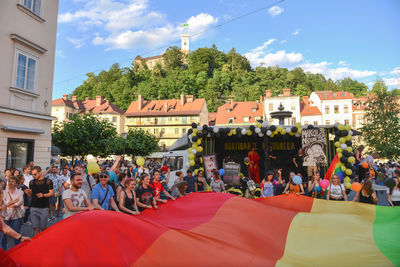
[262,121,268,128]
[241,128,247,135]
[286,127,291,133]
[341,144,348,150]
[266,130,272,136]
[213,127,219,133]
[197,125,203,131]
[255,127,261,134]
[349,130,353,136]
[188,135,193,143]
[295,133,301,137]
[207,133,211,137]
[258,133,264,137]
[192,149,197,154]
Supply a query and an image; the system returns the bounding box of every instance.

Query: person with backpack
[91,171,120,211]
[68,164,95,202]
[150,170,175,203]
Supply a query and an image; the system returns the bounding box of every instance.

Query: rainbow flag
[325,153,345,181]
[2,193,399,266]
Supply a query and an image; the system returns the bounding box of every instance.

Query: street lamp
[122,132,127,156]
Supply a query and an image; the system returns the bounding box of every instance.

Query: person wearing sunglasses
[91,171,120,211]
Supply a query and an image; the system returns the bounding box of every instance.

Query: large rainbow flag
[1,193,399,266]
[324,153,345,181]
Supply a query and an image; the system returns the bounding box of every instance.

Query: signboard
[302,128,327,166]
[203,155,217,179]
[222,162,241,185]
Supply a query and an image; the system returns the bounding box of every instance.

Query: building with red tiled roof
[215,99,263,126]
[309,91,353,125]
[208,112,217,126]
[352,96,369,129]
[124,94,208,150]
[51,95,125,133]
[300,96,322,126]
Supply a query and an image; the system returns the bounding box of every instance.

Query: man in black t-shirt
[26,166,54,236]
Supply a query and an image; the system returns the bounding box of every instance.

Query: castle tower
[181,34,189,53]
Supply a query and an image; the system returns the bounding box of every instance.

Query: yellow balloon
[187,148,192,153]
[227,132,232,136]
[232,129,237,135]
[136,157,145,167]
[339,137,346,144]
[297,128,302,134]
[197,146,203,152]
[193,129,198,133]
[341,165,346,172]
[270,134,275,138]
[273,130,278,135]
[346,147,353,153]
[335,142,341,148]
[346,169,352,176]
[344,176,351,183]
[336,148,343,153]
[191,133,196,137]
[345,135,352,141]
[338,153,343,158]
[189,160,195,166]
[196,139,202,145]
[256,123,262,128]
[247,130,252,136]
[194,169,199,175]
[338,124,345,130]
[199,167,204,171]
[189,153,195,160]
[289,132,295,136]
[348,156,355,163]
[87,162,100,174]
[192,144,198,149]
[296,122,302,128]
[281,130,287,135]
[345,125,351,131]
[277,126,283,132]
[200,157,203,163]
[345,183,352,189]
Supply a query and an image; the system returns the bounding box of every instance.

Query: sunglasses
[100,175,108,178]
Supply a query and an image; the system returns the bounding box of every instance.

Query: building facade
[51,95,125,134]
[352,96,368,129]
[0,0,59,170]
[300,96,323,125]
[124,95,208,150]
[215,99,263,126]
[309,91,353,125]
[263,89,301,125]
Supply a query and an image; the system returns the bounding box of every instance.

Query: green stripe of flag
[181,23,189,27]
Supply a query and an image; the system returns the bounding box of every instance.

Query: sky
[53,0,400,99]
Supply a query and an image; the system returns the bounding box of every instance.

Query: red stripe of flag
[324,153,340,180]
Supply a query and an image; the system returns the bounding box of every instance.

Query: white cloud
[338,60,349,66]
[251,39,276,53]
[60,1,218,50]
[280,40,287,44]
[56,50,65,58]
[292,29,300,36]
[390,67,400,75]
[93,13,218,50]
[245,50,303,68]
[268,6,284,17]
[384,78,399,87]
[300,61,376,80]
[66,37,86,48]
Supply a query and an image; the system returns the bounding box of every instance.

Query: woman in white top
[1,176,24,249]
[387,178,400,207]
[327,174,347,201]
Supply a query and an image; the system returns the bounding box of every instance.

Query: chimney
[164,102,168,112]
[180,94,185,106]
[186,95,194,103]
[62,94,68,101]
[72,96,77,102]
[260,95,263,103]
[96,96,103,107]
[283,88,291,97]
[265,90,272,98]
[138,95,143,111]
[229,98,234,109]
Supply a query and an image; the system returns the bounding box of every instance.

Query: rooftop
[216,100,263,124]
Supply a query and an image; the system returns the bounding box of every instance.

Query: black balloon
[236,128,241,134]
[343,150,351,157]
[196,152,202,157]
[270,125,277,132]
[188,128,193,135]
[307,125,314,129]
[249,125,255,131]
[195,158,200,164]
[342,130,348,136]
[261,127,267,134]
[334,136,340,142]
[208,127,213,133]
[191,122,197,129]
[203,125,208,130]
[292,127,298,133]
[335,130,340,136]
[237,133,242,138]
[384,178,396,189]
[202,129,208,136]
[192,136,198,142]
[345,162,352,169]
[340,156,348,163]
[345,141,352,146]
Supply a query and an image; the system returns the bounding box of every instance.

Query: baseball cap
[161,165,169,172]
[100,171,109,177]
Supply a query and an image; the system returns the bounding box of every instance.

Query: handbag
[8,191,25,219]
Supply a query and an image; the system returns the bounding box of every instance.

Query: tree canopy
[72,45,372,112]
[361,80,400,159]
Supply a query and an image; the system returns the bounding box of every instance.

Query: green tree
[337,77,368,97]
[52,114,117,160]
[163,46,185,71]
[108,128,159,157]
[362,80,400,159]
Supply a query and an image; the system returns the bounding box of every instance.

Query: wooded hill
[72,45,369,112]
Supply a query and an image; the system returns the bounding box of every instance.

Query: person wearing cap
[184,170,196,193]
[91,171,120,211]
[159,166,170,199]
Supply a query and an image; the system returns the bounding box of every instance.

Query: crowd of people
[0,149,399,251]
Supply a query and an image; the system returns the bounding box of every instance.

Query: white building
[264,89,300,125]
[308,91,353,125]
[0,0,59,170]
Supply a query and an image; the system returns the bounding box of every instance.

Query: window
[304,121,309,125]
[182,116,187,124]
[291,103,296,110]
[168,116,172,121]
[291,118,296,124]
[357,115,364,125]
[332,92,337,98]
[342,92,346,97]
[334,105,339,114]
[252,108,257,112]
[6,138,34,169]
[344,119,349,125]
[243,117,249,123]
[175,128,179,134]
[175,116,179,121]
[22,0,41,16]
[182,128,187,134]
[344,104,349,113]
[154,128,159,135]
[325,120,330,125]
[163,156,183,171]
[228,118,234,124]
[313,121,318,126]
[112,117,117,123]
[15,52,37,91]
[269,103,274,111]
[147,117,151,121]
[324,105,330,114]
[226,109,231,113]
[161,117,165,123]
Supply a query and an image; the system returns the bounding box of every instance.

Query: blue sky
[53,0,400,99]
